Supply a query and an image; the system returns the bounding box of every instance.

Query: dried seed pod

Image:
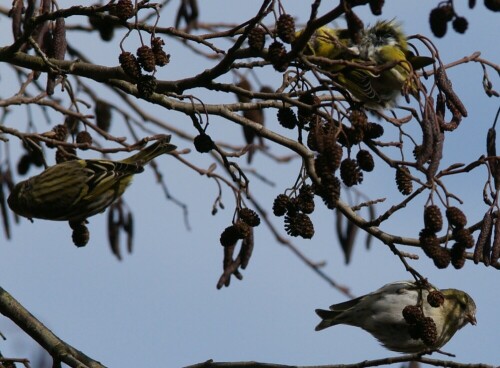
[356,150,374,172]
[267,41,288,72]
[396,166,413,195]
[432,247,451,269]
[402,305,424,324]
[220,225,240,247]
[137,45,156,72]
[193,133,215,153]
[119,51,142,80]
[297,93,319,121]
[452,16,468,34]
[349,109,368,126]
[407,322,422,340]
[473,211,493,264]
[421,317,438,346]
[484,0,500,11]
[419,228,440,258]
[314,154,331,178]
[297,184,315,214]
[450,242,466,269]
[234,219,251,239]
[71,222,90,247]
[429,5,454,38]
[327,143,343,172]
[453,227,474,248]
[248,27,266,51]
[446,206,467,228]
[364,122,384,140]
[340,158,363,187]
[50,124,69,143]
[76,131,92,148]
[424,205,443,233]
[137,75,157,98]
[151,37,170,66]
[317,173,341,210]
[239,208,260,227]
[284,212,314,239]
[427,290,445,307]
[273,194,290,217]
[369,0,385,15]
[307,121,322,151]
[276,14,296,44]
[115,0,135,20]
[277,107,298,129]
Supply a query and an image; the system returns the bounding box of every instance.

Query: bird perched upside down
[297,20,434,108]
[315,280,476,353]
[8,135,176,222]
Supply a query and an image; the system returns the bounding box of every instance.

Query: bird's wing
[338,67,383,105]
[80,160,143,201]
[329,294,367,311]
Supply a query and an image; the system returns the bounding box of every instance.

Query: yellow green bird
[298,20,434,108]
[8,135,176,222]
[315,280,476,353]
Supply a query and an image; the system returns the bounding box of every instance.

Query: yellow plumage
[298,21,433,108]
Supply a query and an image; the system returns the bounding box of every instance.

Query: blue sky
[0,1,499,367]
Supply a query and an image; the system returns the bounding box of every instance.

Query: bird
[298,20,434,108]
[315,280,476,353]
[8,135,176,222]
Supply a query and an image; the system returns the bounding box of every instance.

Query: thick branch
[0,286,105,368]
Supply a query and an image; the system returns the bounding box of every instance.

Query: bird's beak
[467,313,477,326]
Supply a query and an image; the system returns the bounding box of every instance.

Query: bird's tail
[314,309,342,331]
[122,135,176,165]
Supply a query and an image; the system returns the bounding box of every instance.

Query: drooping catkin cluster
[276,14,296,44]
[419,205,450,269]
[217,208,261,288]
[428,2,469,38]
[247,13,297,72]
[396,166,413,195]
[111,2,170,98]
[418,204,475,269]
[248,27,266,51]
[402,289,444,347]
[272,107,382,239]
[472,211,500,267]
[446,206,473,269]
[273,185,315,239]
[307,120,342,209]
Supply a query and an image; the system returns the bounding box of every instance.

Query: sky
[0,1,499,367]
